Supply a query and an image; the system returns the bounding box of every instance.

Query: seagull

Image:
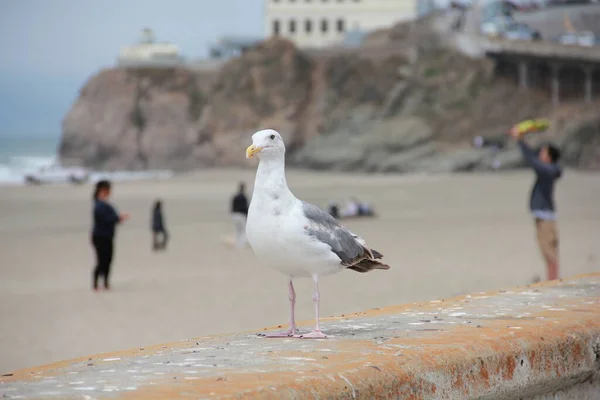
[245,129,390,339]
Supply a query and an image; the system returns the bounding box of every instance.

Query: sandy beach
[1,169,599,374]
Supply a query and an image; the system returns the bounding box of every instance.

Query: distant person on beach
[91,180,129,291]
[510,127,562,281]
[328,202,340,219]
[151,199,168,251]
[358,201,375,217]
[231,182,249,248]
[341,197,359,218]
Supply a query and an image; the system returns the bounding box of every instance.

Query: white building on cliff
[264,0,416,48]
[118,28,182,67]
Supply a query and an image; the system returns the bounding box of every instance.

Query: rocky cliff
[60,17,600,172]
[61,67,205,170]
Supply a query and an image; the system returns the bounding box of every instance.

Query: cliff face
[61,39,321,170]
[61,68,203,170]
[60,20,600,172]
[61,38,417,170]
[191,40,317,167]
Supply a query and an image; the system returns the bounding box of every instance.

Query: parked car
[503,23,542,40]
[557,31,597,47]
[481,16,515,37]
[558,32,579,45]
[577,31,597,47]
[24,163,89,185]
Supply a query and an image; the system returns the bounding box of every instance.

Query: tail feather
[347,259,391,273]
[346,238,389,273]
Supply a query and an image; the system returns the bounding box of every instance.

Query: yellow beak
[246,145,263,159]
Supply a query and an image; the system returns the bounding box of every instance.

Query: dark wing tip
[371,249,384,259]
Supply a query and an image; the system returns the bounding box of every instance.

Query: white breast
[246,199,343,278]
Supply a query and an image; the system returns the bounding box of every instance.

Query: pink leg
[547,261,559,281]
[294,276,327,339]
[259,280,299,338]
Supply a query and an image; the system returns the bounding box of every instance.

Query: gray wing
[301,201,365,266]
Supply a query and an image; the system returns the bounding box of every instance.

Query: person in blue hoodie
[510,128,562,281]
[91,180,129,291]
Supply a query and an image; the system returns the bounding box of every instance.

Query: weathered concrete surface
[2,274,599,399]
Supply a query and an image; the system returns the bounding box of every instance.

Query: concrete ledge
[2,274,600,399]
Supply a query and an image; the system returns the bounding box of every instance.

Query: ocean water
[0,135,173,185]
[0,135,59,184]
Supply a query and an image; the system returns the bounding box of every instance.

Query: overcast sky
[0,0,263,136]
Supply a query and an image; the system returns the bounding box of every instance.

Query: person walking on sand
[509,126,562,281]
[231,182,249,249]
[91,180,129,291]
[151,199,169,251]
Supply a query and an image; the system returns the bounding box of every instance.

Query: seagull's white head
[246,129,286,160]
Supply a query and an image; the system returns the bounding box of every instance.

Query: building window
[289,19,296,33]
[337,19,345,33]
[273,20,280,35]
[305,19,312,33]
[321,19,328,33]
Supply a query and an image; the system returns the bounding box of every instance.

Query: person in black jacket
[230,182,249,248]
[510,128,562,281]
[91,180,129,291]
[151,199,168,251]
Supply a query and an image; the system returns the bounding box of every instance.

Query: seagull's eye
[270,134,275,140]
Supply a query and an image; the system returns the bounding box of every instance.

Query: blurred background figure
[358,200,375,217]
[151,199,168,251]
[328,202,340,219]
[341,197,359,218]
[91,180,129,291]
[231,182,249,249]
[331,199,375,219]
